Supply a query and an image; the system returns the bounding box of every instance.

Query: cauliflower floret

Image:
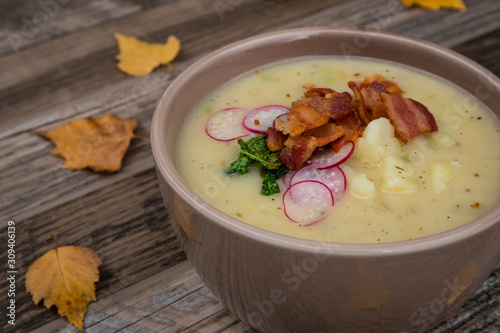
[380,155,418,193]
[430,163,454,194]
[342,165,376,199]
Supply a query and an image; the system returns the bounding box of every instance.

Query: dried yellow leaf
[115,32,181,76]
[26,245,102,331]
[38,114,138,173]
[401,0,467,11]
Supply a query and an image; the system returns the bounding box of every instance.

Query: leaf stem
[47,234,58,250]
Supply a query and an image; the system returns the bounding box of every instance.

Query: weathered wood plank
[27,261,197,332]
[452,27,500,77]
[0,0,191,56]
[0,0,157,57]
[181,308,257,332]
[28,261,228,332]
[85,265,206,332]
[0,168,186,332]
[0,69,172,221]
[0,0,212,126]
[0,0,349,127]
[2,0,499,128]
[0,67,176,139]
[281,0,500,48]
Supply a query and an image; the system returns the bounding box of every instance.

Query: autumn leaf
[400,0,467,11]
[26,239,102,331]
[38,114,139,173]
[115,32,181,76]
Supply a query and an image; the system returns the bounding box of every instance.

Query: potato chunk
[429,132,456,150]
[380,155,418,193]
[352,117,403,168]
[430,163,454,194]
[362,118,402,158]
[342,165,376,199]
[351,137,382,167]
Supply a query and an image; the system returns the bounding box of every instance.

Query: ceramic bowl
[151,27,500,333]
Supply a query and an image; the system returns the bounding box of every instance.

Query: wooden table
[1,0,499,332]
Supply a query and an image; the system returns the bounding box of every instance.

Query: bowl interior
[151,27,500,254]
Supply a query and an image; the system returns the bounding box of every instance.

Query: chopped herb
[226,154,252,175]
[238,135,282,169]
[227,135,286,196]
[261,165,287,196]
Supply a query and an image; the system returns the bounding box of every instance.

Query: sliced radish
[282,170,293,188]
[206,107,250,141]
[243,105,290,134]
[312,141,355,170]
[290,165,346,202]
[273,113,289,128]
[283,180,334,226]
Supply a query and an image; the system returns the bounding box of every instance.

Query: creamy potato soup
[176,57,500,243]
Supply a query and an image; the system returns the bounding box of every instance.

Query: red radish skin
[313,141,355,170]
[243,105,290,134]
[273,112,289,128]
[282,170,293,188]
[207,103,355,227]
[281,143,352,226]
[283,180,334,226]
[206,107,250,141]
[290,165,346,202]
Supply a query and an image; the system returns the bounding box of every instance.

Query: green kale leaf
[238,135,282,170]
[261,165,287,196]
[226,135,286,196]
[227,154,252,175]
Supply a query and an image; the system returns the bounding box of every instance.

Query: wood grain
[0,0,348,126]
[1,0,499,332]
[0,72,170,221]
[452,27,500,77]
[1,168,186,331]
[0,0,169,57]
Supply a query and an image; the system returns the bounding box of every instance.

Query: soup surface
[176,57,500,243]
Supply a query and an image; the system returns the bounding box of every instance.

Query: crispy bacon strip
[312,92,354,119]
[279,138,318,171]
[267,127,288,152]
[275,102,329,137]
[305,123,346,146]
[304,87,335,98]
[360,75,404,95]
[285,123,346,148]
[268,75,436,171]
[382,93,438,142]
[366,81,388,94]
[291,97,309,109]
[361,87,388,120]
[348,81,370,125]
[330,110,365,152]
[280,123,346,170]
